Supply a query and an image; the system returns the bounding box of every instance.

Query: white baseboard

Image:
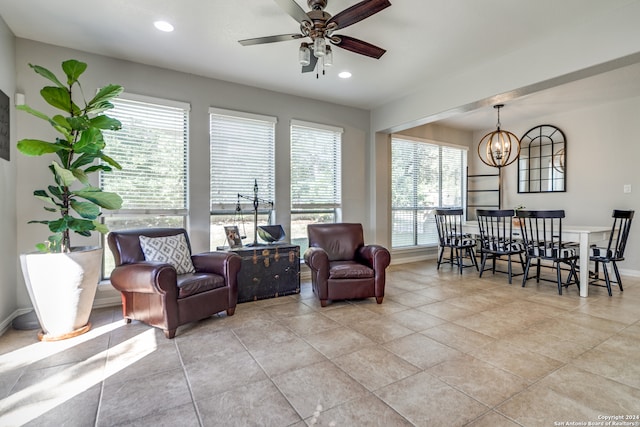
[0,308,33,336]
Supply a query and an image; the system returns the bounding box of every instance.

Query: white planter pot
[20,246,102,341]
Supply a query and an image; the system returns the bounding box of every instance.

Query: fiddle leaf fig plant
[17,59,124,253]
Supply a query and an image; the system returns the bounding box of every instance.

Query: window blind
[391,136,466,248]
[101,94,189,213]
[290,120,343,210]
[209,108,276,212]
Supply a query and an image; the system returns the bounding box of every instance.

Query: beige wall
[0,17,17,330]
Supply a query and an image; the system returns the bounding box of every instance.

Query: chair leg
[226,307,236,316]
[602,263,613,296]
[507,254,513,284]
[436,247,445,270]
[612,261,624,292]
[376,296,383,304]
[124,318,132,324]
[536,259,541,283]
[522,257,532,288]
[470,248,479,271]
[320,299,328,307]
[556,261,563,295]
[164,329,176,339]
[479,252,488,278]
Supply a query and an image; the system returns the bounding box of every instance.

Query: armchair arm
[110,262,178,297]
[192,251,240,276]
[304,247,329,273]
[357,245,391,271]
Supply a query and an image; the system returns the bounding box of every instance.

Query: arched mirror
[518,124,566,193]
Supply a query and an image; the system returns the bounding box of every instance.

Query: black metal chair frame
[590,209,634,296]
[476,209,526,284]
[434,208,478,274]
[516,209,580,295]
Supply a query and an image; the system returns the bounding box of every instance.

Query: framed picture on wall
[224,225,243,249]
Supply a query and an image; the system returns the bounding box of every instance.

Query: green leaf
[33,189,57,206]
[16,104,51,122]
[51,161,76,187]
[93,221,109,234]
[70,200,100,219]
[74,127,104,153]
[67,116,91,131]
[41,86,71,112]
[84,164,112,173]
[85,100,114,115]
[43,206,58,212]
[99,153,122,170]
[51,115,72,130]
[48,217,68,233]
[17,139,64,156]
[70,153,95,169]
[48,185,63,201]
[29,64,65,88]
[67,217,96,233]
[89,84,123,108]
[72,168,89,184]
[62,60,87,85]
[35,243,49,253]
[73,188,123,210]
[90,115,122,130]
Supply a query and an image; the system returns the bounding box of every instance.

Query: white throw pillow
[139,234,196,274]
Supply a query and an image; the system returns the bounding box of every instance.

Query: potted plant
[17,59,124,340]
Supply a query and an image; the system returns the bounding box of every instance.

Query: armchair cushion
[330,261,374,280]
[139,234,196,274]
[177,273,225,298]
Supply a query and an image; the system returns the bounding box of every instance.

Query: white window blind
[101,94,189,213]
[209,108,276,212]
[290,120,343,210]
[391,136,466,248]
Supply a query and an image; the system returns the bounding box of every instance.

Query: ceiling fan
[238,0,391,75]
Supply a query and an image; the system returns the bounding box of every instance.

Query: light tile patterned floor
[1,260,640,426]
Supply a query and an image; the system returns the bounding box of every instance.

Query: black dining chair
[516,209,580,295]
[476,209,526,284]
[434,208,478,274]
[590,209,634,296]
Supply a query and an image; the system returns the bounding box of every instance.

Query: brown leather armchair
[304,223,391,307]
[107,228,241,338]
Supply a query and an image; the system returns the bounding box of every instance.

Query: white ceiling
[2,0,640,130]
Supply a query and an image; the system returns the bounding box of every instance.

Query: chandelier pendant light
[477,104,521,168]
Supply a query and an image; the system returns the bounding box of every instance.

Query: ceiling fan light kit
[239,0,391,77]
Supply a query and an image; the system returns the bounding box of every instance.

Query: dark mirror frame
[518,124,566,193]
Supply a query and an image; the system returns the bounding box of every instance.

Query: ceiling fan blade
[327,0,391,30]
[239,33,304,46]
[332,35,386,59]
[273,0,310,24]
[302,53,318,73]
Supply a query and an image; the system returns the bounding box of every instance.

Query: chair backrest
[108,228,191,266]
[434,208,465,244]
[607,210,634,258]
[516,210,566,257]
[307,223,364,262]
[476,209,516,247]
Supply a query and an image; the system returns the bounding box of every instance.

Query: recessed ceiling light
[338,71,352,79]
[154,21,174,32]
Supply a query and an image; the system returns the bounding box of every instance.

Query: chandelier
[477,104,521,168]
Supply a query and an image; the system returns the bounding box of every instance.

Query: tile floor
[1,260,640,426]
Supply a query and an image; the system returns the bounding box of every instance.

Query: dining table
[462,222,611,297]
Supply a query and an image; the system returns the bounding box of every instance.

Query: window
[209,108,276,249]
[290,120,342,252]
[391,135,467,248]
[101,93,190,276]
